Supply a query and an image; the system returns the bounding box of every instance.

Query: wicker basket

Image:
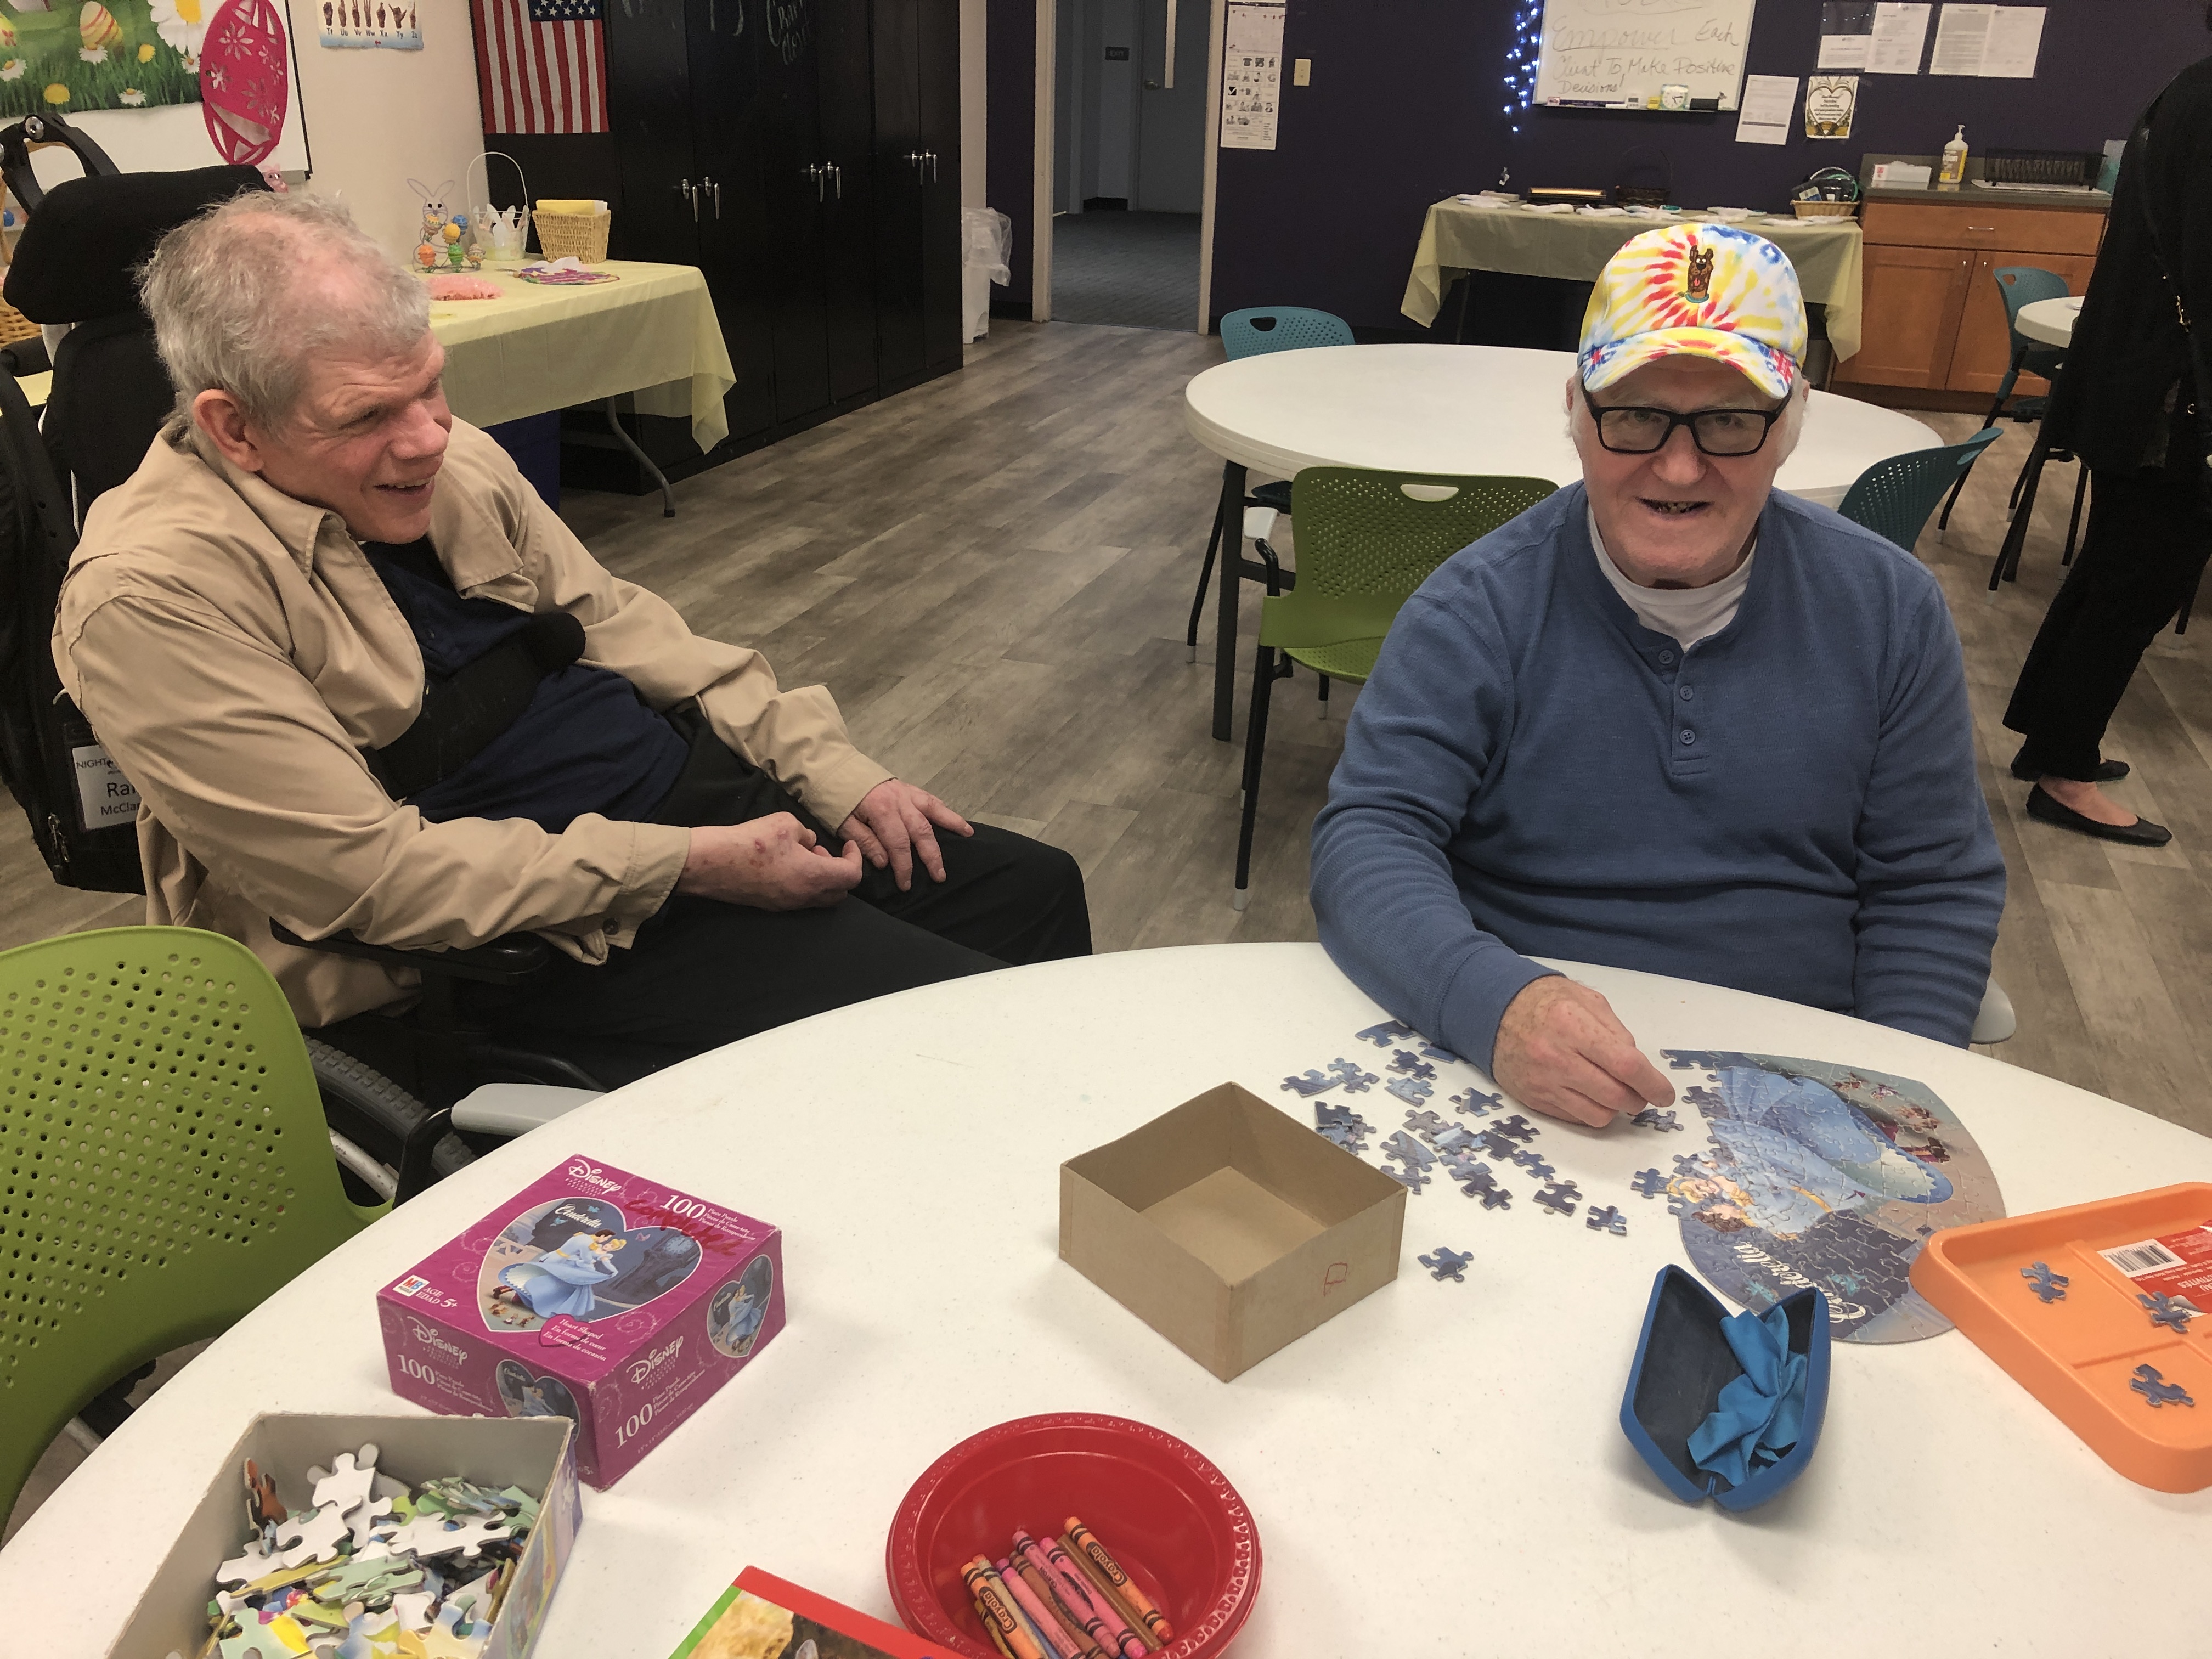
[532,207,611,264]
[1792,199,1860,220]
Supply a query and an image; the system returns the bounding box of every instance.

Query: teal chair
[1233,469,1558,909]
[1937,265,2086,566]
[0,927,386,1521]
[1188,307,1358,664]
[1838,429,2005,554]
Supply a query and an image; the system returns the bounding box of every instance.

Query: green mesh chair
[0,927,386,1521]
[1233,468,1558,909]
[1837,428,2004,554]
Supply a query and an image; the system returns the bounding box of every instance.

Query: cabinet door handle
[1967,225,1996,232]
[806,162,823,201]
[678,178,697,220]
[712,179,721,217]
[830,162,842,199]
[924,149,939,182]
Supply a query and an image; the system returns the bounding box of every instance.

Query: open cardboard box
[1060,1082,1407,1380]
[111,1413,579,1659]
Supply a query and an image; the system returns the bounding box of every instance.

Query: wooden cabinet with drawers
[1837,200,2105,398]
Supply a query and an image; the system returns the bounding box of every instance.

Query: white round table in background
[1182,345,1943,736]
[2016,295,2084,349]
[4,944,2207,1658]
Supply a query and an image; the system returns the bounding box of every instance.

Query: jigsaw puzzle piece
[275,1504,354,1570]
[1474,1183,1511,1209]
[1384,1075,1433,1106]
[1401,1108,1452,1142]
[2020,1262,2069,1303]
[1354,1020,1416,1049]
[218,1538,279,1587]
[1448,1087,1503,1117]
[309,1447,381,1522]
[1389,1051,1438,1081]
[1630,1169,1670,1200]
[2130,1364,2196,1408]
[1326,1056,1379,1092]
[1631,1107,1681,1132]
[1418,1247,1473,1282]
[1380,1163,1430,1193]
[1533,1181,1582,1217]
[2141,1293,2199,1331]
[1475,1128,1519,1161]
[1506,1149,1555,1181]
[1585,1204,1628,1236]
[1379,1130,1436,1170]
[1280,1070,1335,1098]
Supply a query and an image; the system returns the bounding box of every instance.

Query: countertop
[1864,183,2111,212]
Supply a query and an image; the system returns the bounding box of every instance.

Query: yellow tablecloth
[426,261,737,452]
[1402,200,1867,364]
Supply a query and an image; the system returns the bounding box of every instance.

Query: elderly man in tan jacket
[54,191,1088,1084]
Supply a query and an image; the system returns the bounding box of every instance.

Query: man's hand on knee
[1491,976,1675,1128]
[678,814,863,909]
[838,779,974,892]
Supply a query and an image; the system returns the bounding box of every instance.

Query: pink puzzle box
[377,1155,785,1488]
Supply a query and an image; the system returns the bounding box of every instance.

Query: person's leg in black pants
[458,729,1091,1084]
[2003,465,2211,838]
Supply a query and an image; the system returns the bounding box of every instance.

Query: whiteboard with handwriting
[1534,0,1758,111]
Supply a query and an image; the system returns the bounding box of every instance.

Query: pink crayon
[1040,1531,1149,1659]
[998,1554,1086,1659]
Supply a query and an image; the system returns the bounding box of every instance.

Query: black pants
[455,719,1091,1085]
[2004,466,2212,781]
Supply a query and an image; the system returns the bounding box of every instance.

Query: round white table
[7,944,2207,1657]
[1183,345,1943,737]
[2016,295,2084,349]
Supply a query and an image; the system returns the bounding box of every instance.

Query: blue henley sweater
[1310,483,2006,1074]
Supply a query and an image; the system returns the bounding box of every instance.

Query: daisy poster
[0,0,206,116]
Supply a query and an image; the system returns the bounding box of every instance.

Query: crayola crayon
[987,1559,1060,1659]
[1061,1542,1156,1651]
[1066,1517,1175,1644]
[1036,1531,1147,1659]
[1014,1532,1124,1659]
[1001,1554,1090,1659]
[978,1612,1017,1659]
[963,1558,1046,1659]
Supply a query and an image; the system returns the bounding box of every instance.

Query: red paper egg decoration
[199,0,289,168]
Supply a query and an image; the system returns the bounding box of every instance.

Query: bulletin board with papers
[1533,0,1757,111]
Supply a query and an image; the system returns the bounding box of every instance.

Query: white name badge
[71,743,141,828]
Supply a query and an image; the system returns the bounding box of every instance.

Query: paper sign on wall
[1805,74,1858,138]
[1734,74,1797,146]
[1931,4,2044,77]
[1868,1,1932,73]
[1219,1,1284,151]
[1819,0,1875,67]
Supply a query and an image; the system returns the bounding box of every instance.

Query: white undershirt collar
[1588,505,1756,652]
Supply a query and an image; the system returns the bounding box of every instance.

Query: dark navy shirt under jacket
[363,538,689,832]
[1309,483,2007,1074]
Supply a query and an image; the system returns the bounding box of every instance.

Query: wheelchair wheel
[306,1036,477,1199]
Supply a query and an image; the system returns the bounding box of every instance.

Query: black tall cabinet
[596,0,963,459]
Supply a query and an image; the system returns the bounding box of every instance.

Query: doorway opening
[1046,0,1211,329]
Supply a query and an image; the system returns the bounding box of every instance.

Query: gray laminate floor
[5,320,2208,1542]
[1047,210,1202,331]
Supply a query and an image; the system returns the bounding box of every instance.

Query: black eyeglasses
[1586,399,1786,457]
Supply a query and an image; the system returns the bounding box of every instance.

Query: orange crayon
[963,1558,1046,1659]
[1065,1516,1175,1644]
[1060,1540,1156,1652]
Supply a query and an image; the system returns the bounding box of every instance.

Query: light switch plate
[1293,57,1312,86]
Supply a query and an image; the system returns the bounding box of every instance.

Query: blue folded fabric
[1686,1305,1810,1488]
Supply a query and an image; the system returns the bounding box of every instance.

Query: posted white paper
[1931,3,1994,74]
[1980,5,2046,76]
[1735,74,1798,145]
[1220,1,1285,151]
[1868,2,1932,73]
[1819,33,1874,67]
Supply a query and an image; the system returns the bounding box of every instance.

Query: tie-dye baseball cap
[1578,224,1808,401]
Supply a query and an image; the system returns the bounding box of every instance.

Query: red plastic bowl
[885,1412,1261,1659]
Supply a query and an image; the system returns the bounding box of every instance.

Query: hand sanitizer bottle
[1938,125,1970,190]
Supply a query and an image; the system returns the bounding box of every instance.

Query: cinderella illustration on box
[488,1229,628,1324]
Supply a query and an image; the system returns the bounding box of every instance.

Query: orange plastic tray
[1911,1183,2212,1492]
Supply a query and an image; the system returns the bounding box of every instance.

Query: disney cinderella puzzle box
[377,1154,786,1488]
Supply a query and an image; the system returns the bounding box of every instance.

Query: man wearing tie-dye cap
[1312,225,2005,1128]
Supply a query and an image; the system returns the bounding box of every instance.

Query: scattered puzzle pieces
[2141,1293,2199,1332]
[1533,1181,1582,1218]
[1448,1088,1503,1117]
[2131,1364,2195,1408]
[375,1515,511,1562]
[2021,1262,2069,1304]
[1441,1150,1487,1184]
[275,1503,353,1570]
[309,1448,381,1521]
[1389,1051,1437,1081]
[1489,1114,1539,1143]
[1402,1109,1453,1141]
[1384,1075,1434,1106]
[1472,1183,1511,1210]
[1380,1163,1430,1193]
[1280,1069,1336,1098]
[1314,1101,1374,1153]
[1327,1056,1379,1092]
[1431,1125,1477,1155]
[1354,1020,1415,1048]
[1475,1128,1519,1161]
[1630,1169,1670,1200]
[1631,1107,1680,1132]
[1585,1205,1628,1236]
[1418,1247,1474,1282]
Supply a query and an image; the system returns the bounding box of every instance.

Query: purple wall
[1210,0,2210,335]
[987,0,1037,311]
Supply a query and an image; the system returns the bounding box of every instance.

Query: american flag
[471,0,608,136]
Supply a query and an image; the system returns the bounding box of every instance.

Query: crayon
[1014,1532,1127,1659]
[1030,1531,1141,1659]
[1001,1554,1090,1659]
[963,1558,1046,1659]
[1066,1517,1175,1644]
[975,1606,1017,1659]
[1006,1593,1061,1659]
[1060,1541,1156,1652]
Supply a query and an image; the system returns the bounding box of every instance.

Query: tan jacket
[53,420,891,1026]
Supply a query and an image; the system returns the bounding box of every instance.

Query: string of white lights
[1500,1,1543,135]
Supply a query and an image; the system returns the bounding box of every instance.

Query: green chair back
[0,927,385,1519]
[1259,468,1559,681]
[1838,428,2004,552]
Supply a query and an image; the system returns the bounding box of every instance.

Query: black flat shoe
[2025,785,2173,847]
[2010,748,2130,783]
